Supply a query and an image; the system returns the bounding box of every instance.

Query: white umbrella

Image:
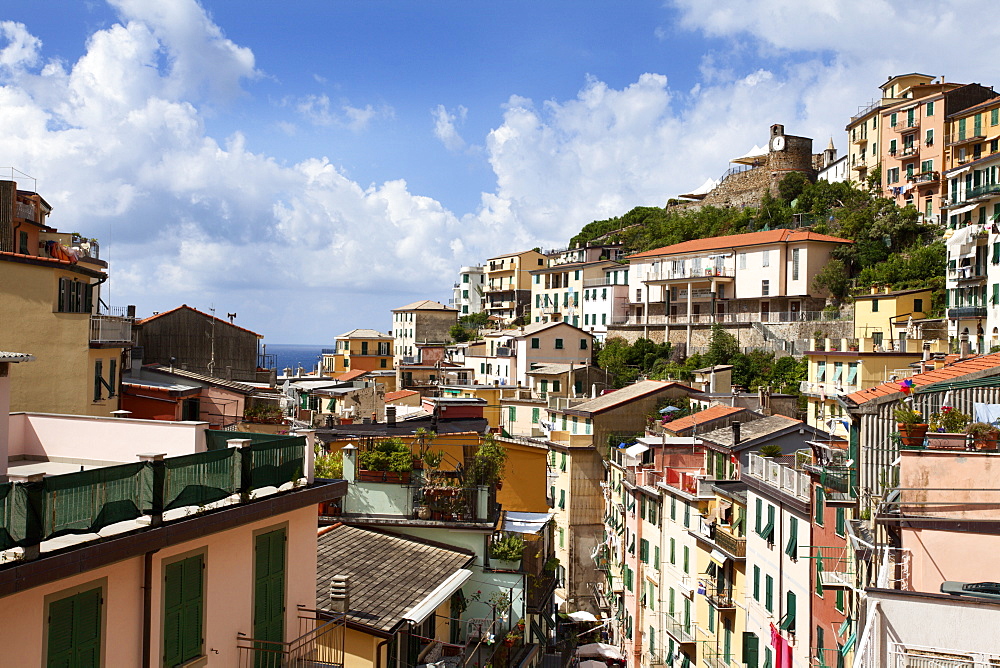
[579,661,607,668]
[567,610,599,623]
[576,643,625,661]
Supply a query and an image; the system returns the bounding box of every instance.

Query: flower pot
[975,436,999,451]
[925,432,967,450]
[898,423,928,448]
[416,505,432,520]
[359,470,411,484]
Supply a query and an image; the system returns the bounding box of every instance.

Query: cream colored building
[391,300,458,363]
[484,249,546,323]
[0,179,133,417]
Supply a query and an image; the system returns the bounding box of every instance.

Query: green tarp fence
[0,483,26,550]
[43,462,150,540]
[164,447,241,511]
[249,437,306,491]
[205,430,288,451]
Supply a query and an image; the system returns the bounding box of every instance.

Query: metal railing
[236,611,346,668]
[610,309,851,327]
[714,527,746,558]
[885,642,1000,668]
[640,266,735,281]
[946,131,988,146]
[948,306,987,319]
[746,454,811,501]
[90,314,134,345]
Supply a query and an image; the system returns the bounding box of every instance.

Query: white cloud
[296,93,389,131]
[0,21,41,72]
[432,104,468,151]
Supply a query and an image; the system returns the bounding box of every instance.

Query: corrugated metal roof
[0,351,35,363]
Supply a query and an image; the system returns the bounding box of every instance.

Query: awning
[402,569,473,623]
[503,512,553,534]
[580,661,607,668]
[624,443,649,459]
[946,165,972,178]
[951,203,978,217]
[710,548,729,565]
[659,406,682,414]
[567,611,599,623]
[576,643,625,661]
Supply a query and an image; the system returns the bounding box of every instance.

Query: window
[738,253,747,270]
[926,128,934,145]
[18,230,28,254]
[792,248,800,281]
[753,565,760,600]
[761,280,770,296]
[780,590,796,632]
[508,406,516,424]
[683,545,690,573]
[554,338,564,350]
[926,101,934,116]
[531,337,540,349]
[653,546,660,569]
[531,407,539,424]
[57,277,93,313]
[560,453,567,471]
[164,553,205,667]
[670,537,676,564]
[889,138,897,154]
[836,507,846,536]
[765,575,774,612]
[93,360,104,402]
[815,487,825,525]
[671,496,676,521]
[743,632,760,668]
[871,299,879,313]
[785,517,798,559]
[835,589,845,613]
[559,489,565,509]
[254,529,287,650]
[921,159,933,174]
[755,498,762,532]
[580,339,588,350]
[640,539,649,563]
[761,250,770,267]
[47,585,104,667]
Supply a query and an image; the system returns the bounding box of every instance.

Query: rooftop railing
[746,454,811,501]
[0,434,308,558]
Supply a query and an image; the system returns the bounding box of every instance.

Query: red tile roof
[845,352,1000,405]
[385,389,420,402]
[137,304,263,337]
[336,369,370,381]
[663,404,746,433]
[626,230,852,260]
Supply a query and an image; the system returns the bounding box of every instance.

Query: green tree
[705,324,739,367]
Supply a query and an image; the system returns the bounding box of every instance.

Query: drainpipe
[142,548,160,668]
[375,637,392,668]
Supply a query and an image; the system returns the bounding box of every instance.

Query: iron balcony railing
[946,130,988,146]
[948,306,987,319]
[236,610,346,668]
[90,314,134,345]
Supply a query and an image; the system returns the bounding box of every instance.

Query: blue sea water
[262,343,329,373]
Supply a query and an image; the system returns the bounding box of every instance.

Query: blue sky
[1,0,993,342]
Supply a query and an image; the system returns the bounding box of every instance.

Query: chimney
[732,421,741,446]
[386,405,396,428]
[922,341,931,362]
[960,331,971,359]
[329,575,350,613]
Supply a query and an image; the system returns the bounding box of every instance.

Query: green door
[163,555,204,667]
[254,529,286,667]
[48,587,102,667]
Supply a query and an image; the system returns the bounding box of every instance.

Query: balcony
[891,119,919,133]
[714,527,746,559]
[947,130,988,147]
[642,266,735,282]
[90,313,135,346]
[949,264,987,283]
[583,277,615,287]
[966,183,1000,201]
[746,454,811,501]
[799,381,860,398]
[897,144,920,159]
[706,586,736,610]
[850,130,868,145]
[236,610,345,667]
[911,170,939,183]
[948,306,987,319]
[664,613,696,644]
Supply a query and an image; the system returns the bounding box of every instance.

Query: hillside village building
[0,179,134,417]
[322,328,394,374]
[391,300,458,363]
[452,264,486,315]
[484,249,546,324]
[529,243,624,337]
[463,322,594,388]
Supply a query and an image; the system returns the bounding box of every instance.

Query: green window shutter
[753,565,760,600]
[993,242,1000,264]
[559,489,565,509]
[670,537,676,564]
[654,546,660,569]
[785,517,798,559]
[683,546,689,573]
[708,604,715,632]
[816,487,826,524]
[764,647,773,668]
[836,507,846,536]
[560,453,567,471]
[671,496,676,521]
[742,632,760,668]
[780,591,797,631]
[765,575,774,612]
[508,406,516,423]
[48,587,103,668]
[993,108,999,126]
[755,498,762,532]
[254,529,286,647]
[164,554,204,667]
[532,408,539,424]
[668,588,675,615]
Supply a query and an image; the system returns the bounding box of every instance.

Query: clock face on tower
[770,135,785,151]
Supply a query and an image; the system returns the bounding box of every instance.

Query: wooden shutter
[164,554,204,667]
[254,529,286,647]
[742,632,759,668]
[48,587,102,668]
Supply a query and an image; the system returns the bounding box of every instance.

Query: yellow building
[803,288,947,437]
[322,329,394,374]
[0,179,133,416]
[484,249,546,323]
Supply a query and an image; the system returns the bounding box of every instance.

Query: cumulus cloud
[0,21,41,72]
[432,104,468,151]
[296,93,390,131]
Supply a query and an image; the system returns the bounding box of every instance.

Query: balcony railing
[746,454,811,501]
[237,611,346,668]
[799,381,860,397]
[714,527,746,558]
[948,306,987,319]
[610,309,851,327]
[947,131,988,146]
[885,643,1000,668]
[641,266,735,282]
[90,314,134,345]
[664,613,696,644]
[1,434,310,556]
[966,183,1000,201]
[911,170,939,183]
[891,119,919,133]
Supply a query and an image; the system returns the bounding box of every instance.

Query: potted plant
[758,444,783,458]
[466,436,507,490]
[894,404,928,448]
[358,437,414,483]
[967,422,1000,451]
[927,406,970,450]
[490,533,525,570]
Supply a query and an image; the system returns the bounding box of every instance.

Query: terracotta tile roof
[557,380,695,415]
[136,304,263,337]
[664,405,746,434]
[392,299,457,312]
[845,352,1000,405]
[385,389,420,402]
[335,369,370,381]
[625,229,852,260]
[315,524,473,633]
